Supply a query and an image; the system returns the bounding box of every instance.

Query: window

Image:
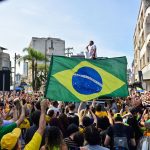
[147,57,149,63]
[138,23,141,33]
[2,60,10,69]
[23,62,28,77]
[141,32,145,46]
[143,54,145,66]
[141,10,144,29]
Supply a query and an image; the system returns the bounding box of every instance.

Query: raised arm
[15,104,26,127]
[11,106,18,122]
[37,100,47,135]
[89,109,97,125]
[78,102,84,115]
[107,110,113,125]
[24,100,48,150]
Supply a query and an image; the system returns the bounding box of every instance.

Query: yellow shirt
[122,111,128,116]
[45,115,51,123]
[24,132,42,150]
[95,111,107,118]
[5,103,10,113]
[19,118,30,129]
[79,127,85,133]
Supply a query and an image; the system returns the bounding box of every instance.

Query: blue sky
[0,0,140,67]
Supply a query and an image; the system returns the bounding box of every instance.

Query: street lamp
[45,38,54,81]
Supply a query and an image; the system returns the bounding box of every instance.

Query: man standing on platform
[85,41,97,59]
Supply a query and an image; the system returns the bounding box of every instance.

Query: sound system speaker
[0,70,10,91]
[138,71,143,82]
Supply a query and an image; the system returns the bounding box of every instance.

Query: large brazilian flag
[45,56,128,102]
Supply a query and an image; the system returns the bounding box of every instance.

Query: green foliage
[22,47,47,91]
[23,47,45,61]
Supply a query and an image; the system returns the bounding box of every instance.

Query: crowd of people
[0,90,150,150]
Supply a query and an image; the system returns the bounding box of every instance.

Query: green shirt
[0,122,17,140]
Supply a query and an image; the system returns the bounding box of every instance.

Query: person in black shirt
[104,113,136,150]
[25,110,47,147]
[67,103,79,126]
[64,124,79,149]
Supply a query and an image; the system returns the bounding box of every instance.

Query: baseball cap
[1,128,21,150]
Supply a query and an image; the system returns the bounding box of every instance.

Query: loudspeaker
[0,70,10,91]
[138,71,143,82]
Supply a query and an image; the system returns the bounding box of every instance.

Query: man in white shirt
[85,41,97,59]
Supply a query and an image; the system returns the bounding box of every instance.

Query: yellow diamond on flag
[53,61,125,101]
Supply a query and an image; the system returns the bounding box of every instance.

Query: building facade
[15,37,65,85]
[134,0,150,90]
[30,37,65,56]
[15,59,28,85]
[0,46,10,70]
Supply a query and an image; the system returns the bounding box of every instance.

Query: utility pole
[65,47,73,57]
[14,53,16,90]
[45,38,54,81]
[13,53,20,90]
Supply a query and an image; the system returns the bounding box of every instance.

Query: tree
[22,47,46,91]
[34,64,49,90]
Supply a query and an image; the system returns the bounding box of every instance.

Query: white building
[30,37,65,56]
[134,0,150,90]
[15,59,28,85]
[15,37,65,85]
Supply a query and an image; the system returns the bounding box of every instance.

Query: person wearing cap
[1,128,21,150]
[0,103,26,141]
[104,113,136,150]
[0,100,48,150]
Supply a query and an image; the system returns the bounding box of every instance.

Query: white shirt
[85,50,90,59]
[85,44,97,59]
[47,105,60,117]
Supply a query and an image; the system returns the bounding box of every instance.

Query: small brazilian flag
[45,56,128,102]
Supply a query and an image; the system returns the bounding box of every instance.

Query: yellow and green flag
[45,56,128,102]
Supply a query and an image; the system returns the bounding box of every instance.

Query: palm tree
[23,47,45,91]
[35,64,49,90]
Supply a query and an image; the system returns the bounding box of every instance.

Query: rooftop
[32,37,65,42]
[0,46,7,51]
